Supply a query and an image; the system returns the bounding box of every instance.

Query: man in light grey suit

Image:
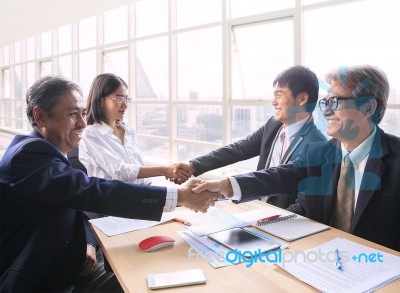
[175,65,326,208]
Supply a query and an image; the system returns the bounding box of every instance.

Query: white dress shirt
[79,122,177,212]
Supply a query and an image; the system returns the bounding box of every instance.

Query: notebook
[253,213,329,241]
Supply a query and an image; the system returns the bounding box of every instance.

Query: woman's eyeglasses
[105,95,131,104]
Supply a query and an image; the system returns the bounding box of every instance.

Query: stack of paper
[277,237,400,292]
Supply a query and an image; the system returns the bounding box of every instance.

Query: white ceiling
[0,0,133,47]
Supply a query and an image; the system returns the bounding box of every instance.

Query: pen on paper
[173,218,192,226]
[335,249,343,271]
[256,215,281,224]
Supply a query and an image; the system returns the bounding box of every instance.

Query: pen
[173,218,192,226]
[256,215,281,224]
[335,249,343,271]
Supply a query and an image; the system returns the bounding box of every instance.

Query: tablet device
[147,269,206,289]
[207,227,280,255]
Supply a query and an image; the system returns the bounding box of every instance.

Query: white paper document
[277,237,400,292]
[187,207,248,236]
[89,210,194,236]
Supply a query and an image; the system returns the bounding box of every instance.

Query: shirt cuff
[229,177,242,201]
[164,187,178,212]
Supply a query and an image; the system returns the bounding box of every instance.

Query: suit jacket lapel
[281,116,313,164]
[322,140,342,223]
[351,129,388,232]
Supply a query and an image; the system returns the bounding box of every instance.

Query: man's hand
[177,178,221,213]
[165,163,190,184]
[80,244,97,276]
[168,162,196,184]
[192,178,233,198]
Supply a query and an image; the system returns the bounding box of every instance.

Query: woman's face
[101,85,129,124]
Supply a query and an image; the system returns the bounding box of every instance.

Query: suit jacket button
[153,199,158,204]
[148,199,153,204]
[143,198,147,203]
[64,242,69,248]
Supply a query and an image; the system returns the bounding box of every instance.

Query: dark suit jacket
[233,127,400,251]
[0,131,167,292]
[191,116,326,208]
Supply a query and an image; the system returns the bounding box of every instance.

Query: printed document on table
[277,237,400,293]
[89,210,192,236]
[187,207,248,236]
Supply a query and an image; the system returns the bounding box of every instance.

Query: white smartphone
[147,268,207,289]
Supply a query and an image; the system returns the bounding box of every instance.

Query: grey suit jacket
[191,116,327,208]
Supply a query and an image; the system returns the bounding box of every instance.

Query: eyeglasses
[318,96,359,111]
[105,95,131,104]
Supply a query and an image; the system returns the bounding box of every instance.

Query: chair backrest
[67,147,87,174]
[67,148,103,219]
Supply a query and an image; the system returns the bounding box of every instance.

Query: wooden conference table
[92,200,400,292]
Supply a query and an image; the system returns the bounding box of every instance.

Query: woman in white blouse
[79,73,189,185]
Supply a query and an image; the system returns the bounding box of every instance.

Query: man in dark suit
[193,65,400,251]
[175,66,326,208]
[0,76,218,292]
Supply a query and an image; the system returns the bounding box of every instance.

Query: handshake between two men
[177,177,233,213]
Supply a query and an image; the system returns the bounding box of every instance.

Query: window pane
[177,27,222,101]
[3,69,10,98]
[40,61,52,77]
[41,31,52,58]
[79,16,96,50]
[27,62,35,89]
[136,37,168,100]
[79,50,97,96]
[103,49,128,84]
[15,100,23,129]
[177,0,221,29]
[177,143,216,162]
[140,138,170,164]
[136,0,168,37]
[27,37,35,61]
[232,19,294,100]
[14,42,21,63]
[303,0,400,134]
[380,109,400,136]
[3,100,11,127]
[104,6,128,44]
[230,0,295,18]
[14,65,22,99]
[231,105,275,140]
[59,55,72,79]
[58,24,72,54]
[177,104,223,142]
[136,104,169,137]
[3,46,9,66]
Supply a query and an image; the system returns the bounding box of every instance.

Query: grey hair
[325,65,389,124]
[26,75,83,127]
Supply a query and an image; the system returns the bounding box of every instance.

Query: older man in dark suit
[194,65,400,252]
[175,65,326,209]
[0,76,218,292]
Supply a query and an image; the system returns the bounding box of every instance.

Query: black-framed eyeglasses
[105,95,131,104]
[318,96,370,111]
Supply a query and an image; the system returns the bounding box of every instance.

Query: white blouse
[79,122,151,185]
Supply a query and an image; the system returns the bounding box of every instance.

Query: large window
[1,0,399,176]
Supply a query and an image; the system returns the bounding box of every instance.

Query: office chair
[67,148,101,220]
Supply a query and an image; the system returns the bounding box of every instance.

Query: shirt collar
[93,121,128,135]
[341,126,377,168]
[283,115,311,139]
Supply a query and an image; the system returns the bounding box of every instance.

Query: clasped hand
[177,178,224,213]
